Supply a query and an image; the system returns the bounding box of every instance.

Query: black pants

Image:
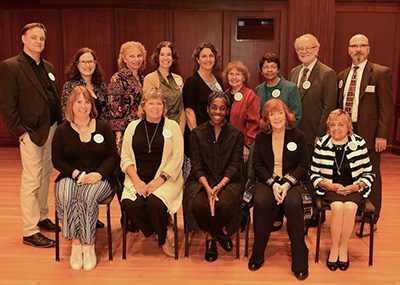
[121,194,169,246]
[191,187,235,238]
[250,183,308,272]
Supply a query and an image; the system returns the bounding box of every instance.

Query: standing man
[289,34,337,226]
[337,34,393,234]
[0,23,62,247]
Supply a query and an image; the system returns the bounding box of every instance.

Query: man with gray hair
[337,34,393,235]
[289,33,337,227]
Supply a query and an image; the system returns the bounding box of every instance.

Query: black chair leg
[236,228,240,259]
[359,213,366,238]
[174,213,178,260]
[369,213,374,266]
[315,210,323,263]
[55,210,60,262]
[122,210,127,260]
[107,203,112,261]
[244,216,250,258]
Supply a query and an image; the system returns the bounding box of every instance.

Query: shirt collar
[22,51,43,66]
[301,58,318,73]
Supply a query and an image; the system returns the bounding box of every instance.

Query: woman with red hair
[248,99,309,280]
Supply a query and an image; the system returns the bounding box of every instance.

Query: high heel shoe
[326,252,338,271]
[338,255,350,271]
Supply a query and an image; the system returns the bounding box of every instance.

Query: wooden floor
[0,147,400,284]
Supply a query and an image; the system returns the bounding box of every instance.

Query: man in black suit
[337,34,393,235]
[0,23,62,247]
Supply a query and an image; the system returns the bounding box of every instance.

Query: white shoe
[70,243,83,270]
[82,245,97,271]
[166,224,175,247]
[162,238,175,258]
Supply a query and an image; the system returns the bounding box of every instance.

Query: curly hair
[192,42,220,70]
[150,41,179,67]
[64,47,104,85]
[222,60,250,86]
[117,41,147,71]
[259,99,295,134]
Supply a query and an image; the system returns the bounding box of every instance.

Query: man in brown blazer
[0,23,62,247]
[289,34,337,227]
[337,34,393,234]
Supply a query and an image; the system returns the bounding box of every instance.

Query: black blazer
[0,52,61,146]
[253,128,309,187]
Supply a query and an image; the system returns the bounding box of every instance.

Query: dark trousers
[368,150,381,223]
[250,183,309,272]
[191,187,235,238]
[121,194,169,246]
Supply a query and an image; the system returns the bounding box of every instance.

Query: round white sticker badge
[338,80,343,89]
[93,134,104,144]
[272,89,280,98]
[175,77,183,87]
[162,129,172,138]
[234,92,243,101]
[48,72,56,81]
[287,142,297,151]
[348,141,357,151]
[302,80,311,90]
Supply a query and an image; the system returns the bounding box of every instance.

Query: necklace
[72,119,91,131]
[144,120,160,153]
[333,144,346,175]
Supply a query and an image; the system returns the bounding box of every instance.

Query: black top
[133,118,165,183]
[52,120,118,182]
[23,51,58,124]
[332,145,353,186]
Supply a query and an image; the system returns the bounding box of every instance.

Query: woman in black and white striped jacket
[311,109,374,272]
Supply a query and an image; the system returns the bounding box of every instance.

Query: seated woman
[184,91,244,262]
[248,99,309,280]
[52,86,118,271]
[120,87,183,257]
[311,109,374,271]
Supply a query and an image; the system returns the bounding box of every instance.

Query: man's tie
[344,66,359,118]
[299,67,309,95]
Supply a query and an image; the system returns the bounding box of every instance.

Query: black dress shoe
[338,256,350,271]
[96,219,105,228]
[326,256,338,271]
[294,268,309,280]
[272,221,283,232]
[205,239,218,262]
[216,232,233,252]
[23,233,55,248]
[248,261,262,271]
[37,218,57,232]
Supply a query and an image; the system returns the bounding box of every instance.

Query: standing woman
[248,99,309,280]
[52,86,118,271]
[62,47,108,121]
[184,91,244,262]
[143,41,185,134]
[311,109,374,271]
[182,42,223,161]
[120,87,183,257]
[222,60,260,162]
[255,53,302,126]
[108,41,146,152]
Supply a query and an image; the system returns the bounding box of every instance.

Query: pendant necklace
[144,120,160,153]
[333,144,346,175]
[72,119,91,132]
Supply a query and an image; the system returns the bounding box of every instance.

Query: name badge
[93,134,104,144]
[287,142,297,151]
[271,89,280,98]
[48,72,56,81]
[162,129,172,138]
[175,77,183,87]
[338,80,343,89]
[234,92,243,101]
[365,85,375,93]
[302,81,311,90]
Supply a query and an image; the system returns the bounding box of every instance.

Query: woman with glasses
[62,47,108,121]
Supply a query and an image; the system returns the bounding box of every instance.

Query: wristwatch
[160,173,168,182]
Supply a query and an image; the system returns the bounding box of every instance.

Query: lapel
[17,53,48,103]
[300,60,319,99]
[338,67,351,106]
[359,61,373,101]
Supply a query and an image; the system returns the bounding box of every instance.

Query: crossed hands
[134,177,164,198]
[272,182,290,205]
[327,183,355,196]
[206,184,224,217]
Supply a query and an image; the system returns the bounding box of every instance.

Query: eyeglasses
[78,60,96,65]
[348,44,369,49]
[296,46,317,52]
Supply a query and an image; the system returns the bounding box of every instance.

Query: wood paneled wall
[0,0,400,153]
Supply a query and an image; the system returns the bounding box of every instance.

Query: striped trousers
[54,177,112,244]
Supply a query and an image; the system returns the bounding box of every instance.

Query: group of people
[0,22,393,279]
